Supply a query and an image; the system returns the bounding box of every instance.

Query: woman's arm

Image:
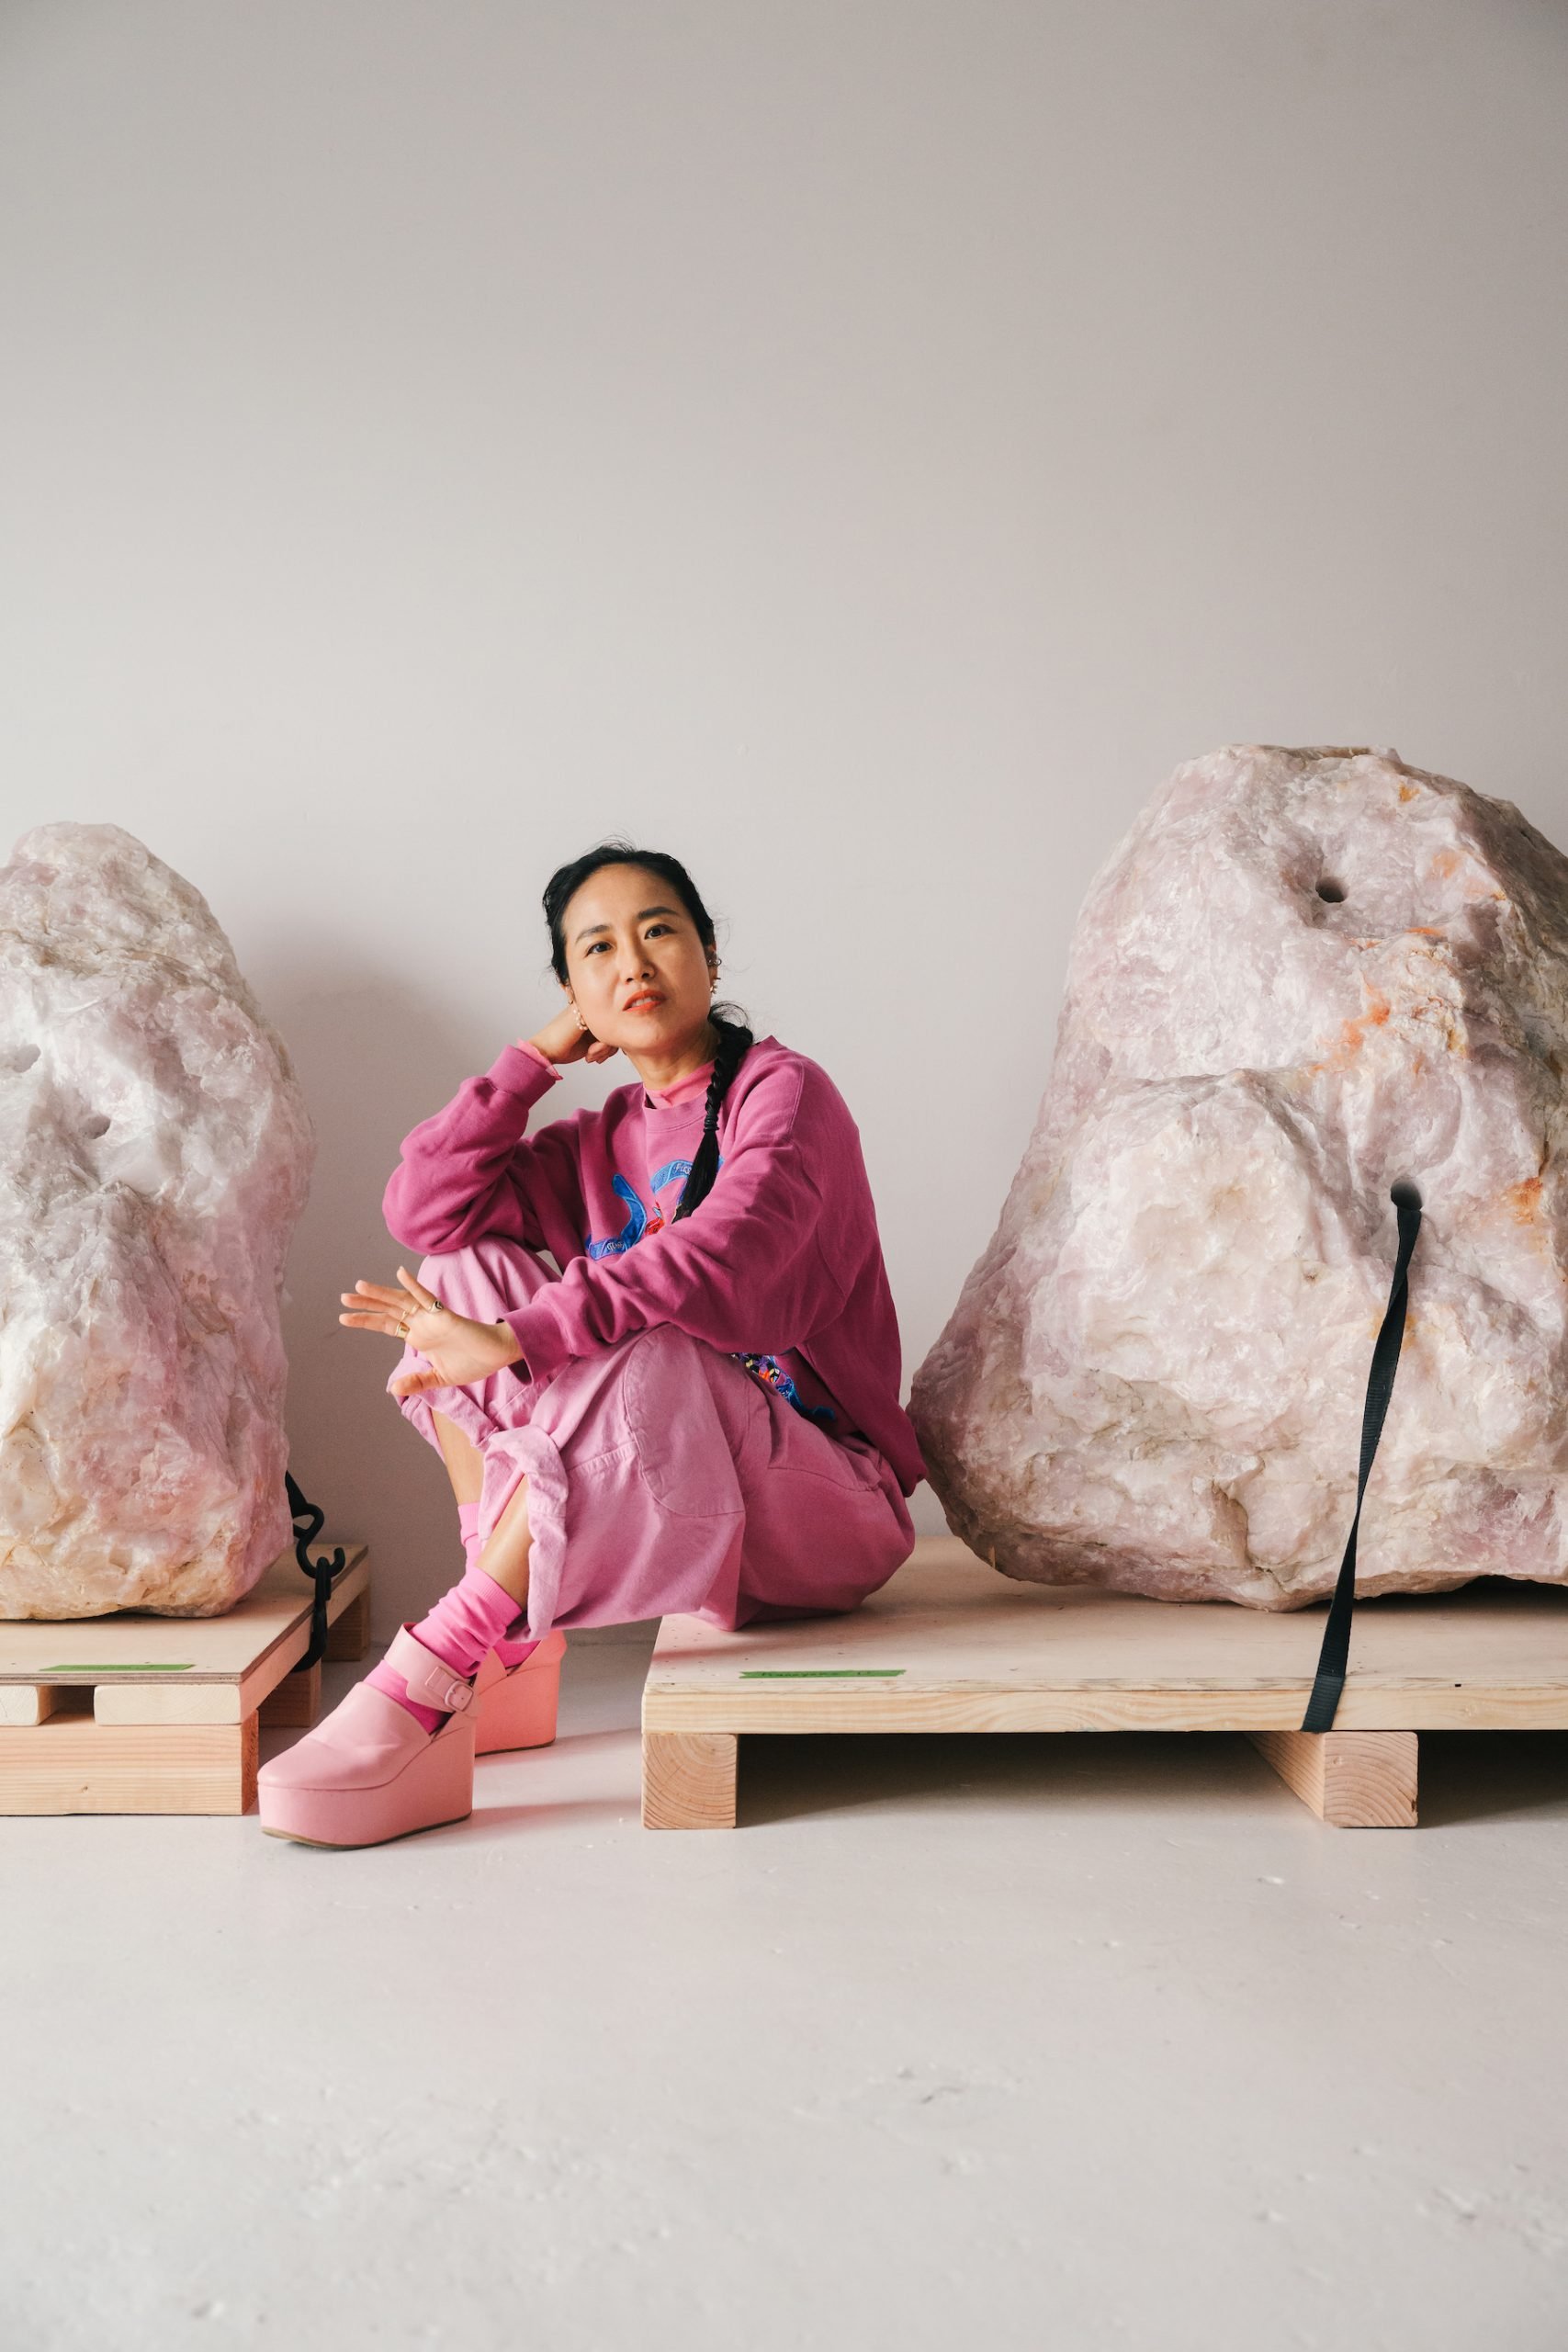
[494,1106,851,1385]
[381,1041,588,1255]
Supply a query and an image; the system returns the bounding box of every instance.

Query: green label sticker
[739,1668,906,1678]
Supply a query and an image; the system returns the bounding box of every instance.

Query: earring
[574,1005,587,1030]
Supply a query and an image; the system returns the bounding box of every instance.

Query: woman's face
[561,863,718,1057]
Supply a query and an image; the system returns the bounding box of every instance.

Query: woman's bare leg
[475,1476,533,1605]
[431,1408,483,1504]
[429,1408,532,1604]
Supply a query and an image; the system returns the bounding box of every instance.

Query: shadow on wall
[247,932,499,1637]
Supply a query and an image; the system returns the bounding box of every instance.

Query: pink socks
[460,1502,544,1670]
[367,1499,541,1732]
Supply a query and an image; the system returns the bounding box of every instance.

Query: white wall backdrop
[3,0,1565,1627]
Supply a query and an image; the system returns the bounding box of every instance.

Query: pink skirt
[387,1234,917,1642]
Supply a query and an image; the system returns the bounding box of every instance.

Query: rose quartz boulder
[0,824,313,1617]
[910,744,1568,1608]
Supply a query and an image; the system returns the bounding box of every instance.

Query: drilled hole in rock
[6,1044,40,1071]
[84,1115,110,1137]
[1315,879,1347,903]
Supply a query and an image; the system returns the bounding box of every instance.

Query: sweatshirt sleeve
[382,1042,583,1255]
[494,1108,847,1385]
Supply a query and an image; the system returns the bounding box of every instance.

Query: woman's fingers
[340,1272,441,1314]
[340,1272,458,1371]
[341,1279,409,1310]
[340,1273,430,1340]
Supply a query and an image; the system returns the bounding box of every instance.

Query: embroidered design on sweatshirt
[582,1159,837,1427]
[583,1159,705,1257]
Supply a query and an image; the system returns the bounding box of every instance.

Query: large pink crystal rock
[911,745,1568,1608]
[0,824,314,1617]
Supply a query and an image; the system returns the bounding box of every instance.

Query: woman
[258,840,925,1848]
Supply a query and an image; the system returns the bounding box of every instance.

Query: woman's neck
[630,1018,721,1097]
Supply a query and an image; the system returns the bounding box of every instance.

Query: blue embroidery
[584,1171,658,1258]
[730,1351,838,1427]
[581,1158,836,1426]
[649,1155,695,1198]
[583,1157,706,1258]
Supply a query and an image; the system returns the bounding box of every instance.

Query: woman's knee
[619,1324,757,1495]
[412,1246,473,1303]
[622,1322,720,1408]
[420,1235,558,1316]
[628,1322,710,1375]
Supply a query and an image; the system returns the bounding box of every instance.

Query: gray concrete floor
[3,1634,1566,2352]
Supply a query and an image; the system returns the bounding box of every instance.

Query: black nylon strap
[1301,1183,1423,1733]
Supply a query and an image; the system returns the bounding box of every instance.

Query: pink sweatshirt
[382,1034,927,1497]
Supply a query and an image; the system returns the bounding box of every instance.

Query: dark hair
[542,838,753,1222]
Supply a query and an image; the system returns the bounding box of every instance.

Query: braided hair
[542,838,754,1222]
[670,1008,753,1221]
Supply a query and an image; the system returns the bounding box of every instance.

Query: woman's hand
[526,1004,621,1069]
[339,1266,525,1399]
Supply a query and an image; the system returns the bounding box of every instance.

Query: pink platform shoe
[257,1625,481,1848]
[471,1629,568,1755]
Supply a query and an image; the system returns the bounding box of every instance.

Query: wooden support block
[642,1730,738,1829]
[1247,1728,1418,1826]
[0,1713,258,1815]
[0,1683,66,1726]
[0,1544,368,1810]
[258,1661,321,1729]
[325,1589,371,1662]
[96,1683,241,1725]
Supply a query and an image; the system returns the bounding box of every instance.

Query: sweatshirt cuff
[487,1040,563,1099]
[496,1296,574,1386]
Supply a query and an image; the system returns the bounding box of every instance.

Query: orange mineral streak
[1334,988,1393,1063]
[1398,783,1420,803]
[1505,1177,1543,1223]
[1305,985,1393,1077]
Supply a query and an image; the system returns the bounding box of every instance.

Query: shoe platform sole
[261,1805,473,1850]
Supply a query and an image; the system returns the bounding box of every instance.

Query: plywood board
[0,1544,369,1726]
[643,1537,1568,1737]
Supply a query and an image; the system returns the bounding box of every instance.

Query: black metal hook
[286,1470,346,1671]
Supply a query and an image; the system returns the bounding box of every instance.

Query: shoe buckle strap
[387,1625,481,1717]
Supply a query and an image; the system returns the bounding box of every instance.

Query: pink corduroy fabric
[385,1232,916,1644]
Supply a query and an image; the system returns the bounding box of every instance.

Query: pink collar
[645,1057,714,1110]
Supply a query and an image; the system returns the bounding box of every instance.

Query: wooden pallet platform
[641,1534,1568,1829]
[0,1544,369,1815]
